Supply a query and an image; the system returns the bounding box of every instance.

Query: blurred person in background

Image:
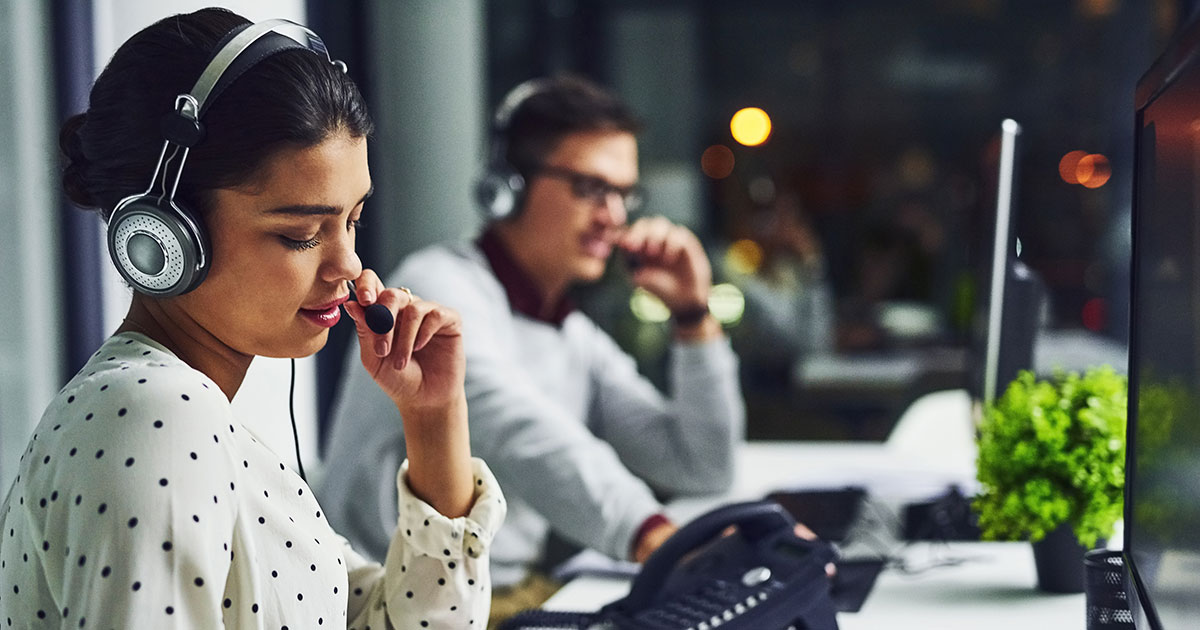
[321,75,745,626]
[720,188,836,370]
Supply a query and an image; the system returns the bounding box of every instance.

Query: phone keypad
[631,580,788,629]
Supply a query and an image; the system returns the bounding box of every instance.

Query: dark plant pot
[1031,523,1094,593]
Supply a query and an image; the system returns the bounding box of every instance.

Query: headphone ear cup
[107,195,210,297]
[475,167,525,221]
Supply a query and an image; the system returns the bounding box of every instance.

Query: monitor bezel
[1125,99,1159,630]
[1123,15,1200,629]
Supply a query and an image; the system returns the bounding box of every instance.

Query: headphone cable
[289,358,307,482]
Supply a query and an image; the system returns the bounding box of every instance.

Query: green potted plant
[973,366,1127,592]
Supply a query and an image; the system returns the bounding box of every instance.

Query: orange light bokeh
[726,238,764,275]
[1077,154,1111,188]
[1059,150,1087,184]
[730,107,772,147]
[701,144,736,179]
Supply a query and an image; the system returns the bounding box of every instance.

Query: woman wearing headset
[0,8,503,628]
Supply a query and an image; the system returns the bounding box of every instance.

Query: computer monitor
[1126,15,1200,629]
[969,119,1042,408]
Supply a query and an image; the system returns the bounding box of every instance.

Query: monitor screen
[1127,20,1200,629]
[968,119,1040,408]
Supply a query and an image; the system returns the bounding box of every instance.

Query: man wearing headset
[321,75,744,622]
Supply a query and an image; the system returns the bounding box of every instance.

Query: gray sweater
[319,241,744,587]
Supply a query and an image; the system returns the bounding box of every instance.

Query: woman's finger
[412,306,459,352]
[353,268,385,304]
[365,287,415,358]
[343,299,367,335]
[390,297,427,370]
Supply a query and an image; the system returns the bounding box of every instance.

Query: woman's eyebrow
[264,184,374,216]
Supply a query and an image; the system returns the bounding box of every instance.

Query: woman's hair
[61,7,373,219]
[503,75,641,179]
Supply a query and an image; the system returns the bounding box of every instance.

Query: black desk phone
[499,501,840,630]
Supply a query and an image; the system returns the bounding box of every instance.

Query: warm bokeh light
[700,144,736,179]
[724,239,764,275]
[730,107,772,146]
[1060,151,1111,188]
[1059,150,1088,184]
[1077,153,1111,188]
[629,287,670,324]
[1078,0,1117,19]
[708,283,746,325]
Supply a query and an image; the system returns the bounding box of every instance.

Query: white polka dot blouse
[0,332,506,628]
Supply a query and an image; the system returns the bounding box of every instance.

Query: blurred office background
[0,0,1184,491]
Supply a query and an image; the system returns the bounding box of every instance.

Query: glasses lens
[571,175,609,202]
[623,188,645,213]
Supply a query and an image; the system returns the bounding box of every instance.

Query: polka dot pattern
[0,333,506,628]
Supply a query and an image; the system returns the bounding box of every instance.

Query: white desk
[544,542,1085,629]
[543,394,1091,628]
[667,389,981,526]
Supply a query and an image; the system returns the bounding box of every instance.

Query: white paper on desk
[770,458,979,504]
[551,548,640,582]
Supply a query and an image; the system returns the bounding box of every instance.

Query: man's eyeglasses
[535,165,645,213]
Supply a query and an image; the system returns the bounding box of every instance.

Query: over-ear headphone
[107,19,346,297]
[474,79,551,222]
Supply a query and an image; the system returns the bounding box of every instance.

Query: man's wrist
[632,513,677,563]
[670,304,710,327]
[671,303,721,342]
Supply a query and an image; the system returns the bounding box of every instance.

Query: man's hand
[619,217,711,312]
[634,519,679,564]
[619,217,720,340]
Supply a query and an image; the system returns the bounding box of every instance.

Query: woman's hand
[344,269,473,517]
[344,270,465,418]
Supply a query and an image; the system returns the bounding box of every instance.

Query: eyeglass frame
[533,164,645,214]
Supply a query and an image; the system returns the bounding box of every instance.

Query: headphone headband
[191,19,337,120]
[475,79,553,221]
[491,79,549,134]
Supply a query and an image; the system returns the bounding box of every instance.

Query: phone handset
[497,500,840,630]
[613,501,793,613]
[595,501,839,630]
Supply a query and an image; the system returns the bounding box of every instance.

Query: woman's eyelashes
[278,216,362,251]
[281,234,321,251]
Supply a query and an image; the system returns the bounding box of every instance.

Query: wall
[364,0,487,273]
[0,1,59,492]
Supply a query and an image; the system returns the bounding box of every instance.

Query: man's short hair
[502,75,642,179]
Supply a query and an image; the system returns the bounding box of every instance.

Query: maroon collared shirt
[477,228,576,327]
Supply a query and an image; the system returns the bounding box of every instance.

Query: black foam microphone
[347,281,395,334]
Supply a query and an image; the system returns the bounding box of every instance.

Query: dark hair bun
[60,113,99,210]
